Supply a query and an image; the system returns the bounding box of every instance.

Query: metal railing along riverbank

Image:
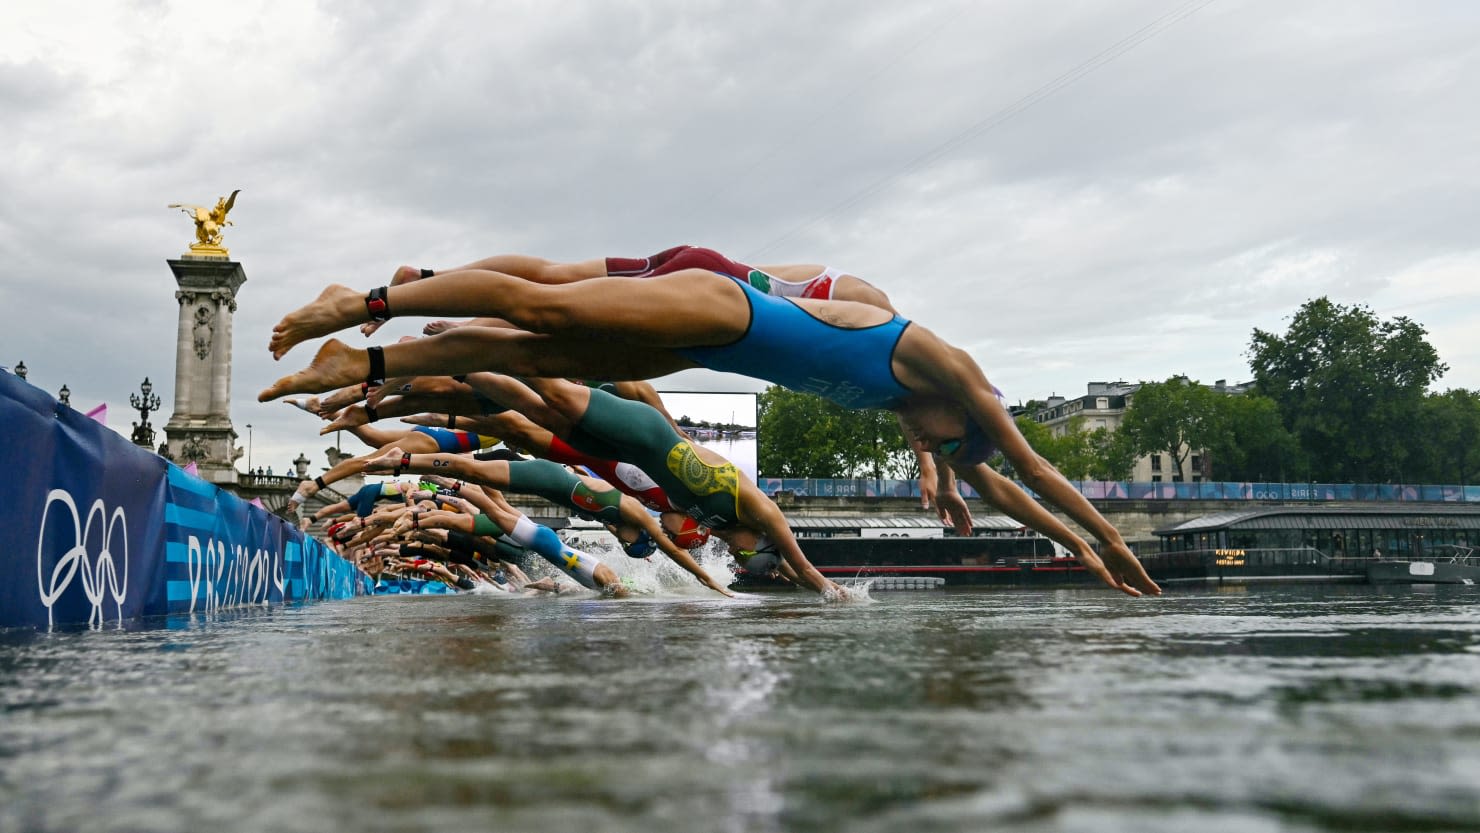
[760,478,1480,503]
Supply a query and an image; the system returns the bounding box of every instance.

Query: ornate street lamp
[14,361,26,381]
[58,384,71,407]
[130,376,161,449]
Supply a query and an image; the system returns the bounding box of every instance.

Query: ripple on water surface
[1,584,1478,832]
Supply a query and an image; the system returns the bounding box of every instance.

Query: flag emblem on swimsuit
[746,270,772,294]
[572,491,603,513]
[802,275,834,299]
[562,550,581,571]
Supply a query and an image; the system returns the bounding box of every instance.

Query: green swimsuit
[566,388,743,529]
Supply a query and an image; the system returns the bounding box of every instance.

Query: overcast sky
[3,0,1478,473]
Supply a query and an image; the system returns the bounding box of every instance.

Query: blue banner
[759,475,1480,505]
[0,371,366,630]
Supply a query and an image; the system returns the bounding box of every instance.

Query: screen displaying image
[656,391,759,483]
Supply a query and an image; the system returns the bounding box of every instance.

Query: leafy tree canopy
[1248,297,1446,481]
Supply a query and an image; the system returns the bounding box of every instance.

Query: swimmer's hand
[935,490,974,537]
[823,581,863,603]
[1076,541,1162,598]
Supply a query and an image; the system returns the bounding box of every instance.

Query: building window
[1190,454,1201,471]
[1152,475,1162,483]
[1095,397,1109,409]
[1150,454,1162,472]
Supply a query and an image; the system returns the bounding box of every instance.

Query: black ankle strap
[364,402,378,423]
[419,268,435,279]
[365,286,391,322]
[446,414,457,430]
[366,345,386,386]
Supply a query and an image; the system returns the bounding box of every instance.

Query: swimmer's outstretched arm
[313,500,352,521]
[293,432,450,510]
[952,464,1102,563]
[931,459,974,535]
[365,448,513,495]
[607,487,733,597]
[955,371,1159,598]
[738,490,845,599]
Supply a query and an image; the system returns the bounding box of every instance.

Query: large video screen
[655,391,759,483]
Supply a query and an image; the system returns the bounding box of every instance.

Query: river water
[3,583,1479,833]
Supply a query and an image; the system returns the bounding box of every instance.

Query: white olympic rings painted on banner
[36,488,129,629]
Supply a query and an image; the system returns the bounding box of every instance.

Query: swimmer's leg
[260,329,695,401]
[268,268,744,359]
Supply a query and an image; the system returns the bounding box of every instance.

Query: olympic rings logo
[36,488,130,629]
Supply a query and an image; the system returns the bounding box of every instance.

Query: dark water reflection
[2,584,1479,832]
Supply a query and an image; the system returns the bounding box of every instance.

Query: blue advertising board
[0,370,365,630]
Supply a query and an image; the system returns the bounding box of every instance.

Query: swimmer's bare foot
[259,339,368,401]
[320,404,371,434]
[423,320,462,336]
[283,397,323,416]
[398,412,443,428]
[270,284,367,359]
[362,446,406,474]
[320,383,370,412]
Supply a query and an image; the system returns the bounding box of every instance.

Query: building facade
[1032,379,1252,482]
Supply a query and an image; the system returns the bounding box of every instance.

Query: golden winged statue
[168,189,240,256]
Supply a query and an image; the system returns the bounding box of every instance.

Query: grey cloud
[5,0,1480,470]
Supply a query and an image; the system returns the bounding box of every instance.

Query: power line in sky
[699,3,973,215]
[743,0,1221,261]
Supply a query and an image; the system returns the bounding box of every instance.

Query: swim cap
[623,530,658,558]
[670,516,711,549]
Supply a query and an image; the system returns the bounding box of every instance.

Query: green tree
[1084,426,1138,481]
[1203,393,1302,481]
[1413,389,1480,485]
[1118,377,1222,480]
[985,415,1135,481]
[1248,298,1446,481]
[757,386,913,478]
[1006,413,1060,471]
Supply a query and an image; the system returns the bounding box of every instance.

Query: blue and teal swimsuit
[675,277,913,410]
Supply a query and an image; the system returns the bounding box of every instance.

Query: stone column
[209,290,233,422]
[163,256,247,485]
[171,290,195,415]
